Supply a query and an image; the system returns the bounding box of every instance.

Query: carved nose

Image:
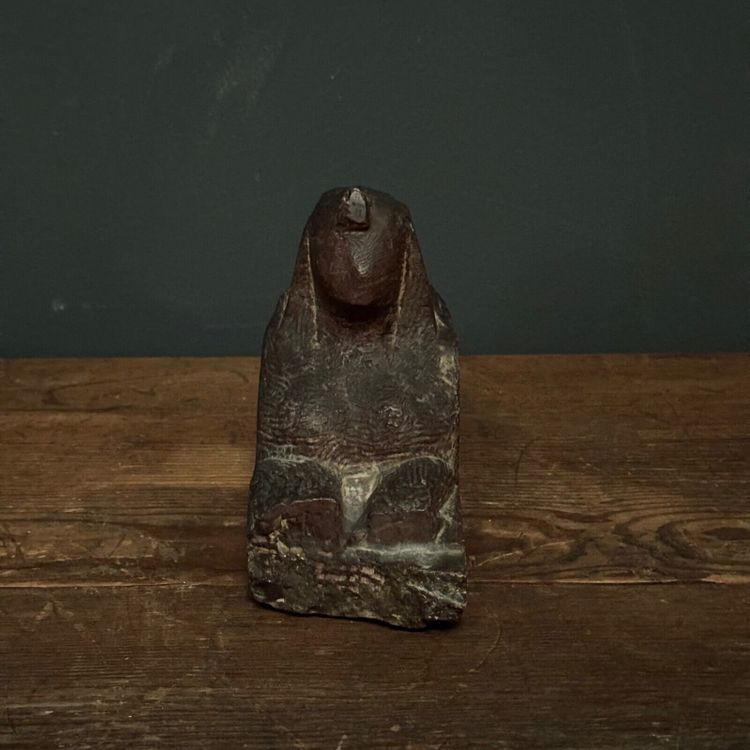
[340,187,369,229]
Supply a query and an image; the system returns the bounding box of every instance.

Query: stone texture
[247,186,466,628]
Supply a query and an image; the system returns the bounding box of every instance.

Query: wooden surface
[1,355,748,749]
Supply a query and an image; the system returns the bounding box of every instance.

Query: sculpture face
[307,187,410,311]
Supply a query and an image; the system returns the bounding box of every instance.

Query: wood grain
[2,582,749,749]
[1,356,748,586]
[1,355,749,747]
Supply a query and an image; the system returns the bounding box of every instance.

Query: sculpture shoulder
[430,289,458,347]
[261,290,298,353]
[260,288,319,371]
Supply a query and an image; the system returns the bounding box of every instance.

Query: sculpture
[247,187,466,628]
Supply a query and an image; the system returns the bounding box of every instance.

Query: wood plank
[1,356,748,585]
[463,355,750,584]
[1,582,749,748]
[1,356,749,747]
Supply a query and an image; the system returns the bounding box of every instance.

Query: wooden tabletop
[1,355,748,749]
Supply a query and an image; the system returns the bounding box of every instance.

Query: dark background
[1,0,748,357]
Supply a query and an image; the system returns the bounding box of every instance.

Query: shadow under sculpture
[247,187,466,628]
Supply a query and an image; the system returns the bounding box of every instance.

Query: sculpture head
[305,186,413,313]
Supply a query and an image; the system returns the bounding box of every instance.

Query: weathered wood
[1,356,748,586]
[1,583,749,748]
[1,355,749,747]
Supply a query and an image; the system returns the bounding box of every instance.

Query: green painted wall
[2,1,748,355]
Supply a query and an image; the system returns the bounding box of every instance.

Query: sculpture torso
[256,187,458,467]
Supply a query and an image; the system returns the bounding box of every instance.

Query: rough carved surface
[247,187,466,627]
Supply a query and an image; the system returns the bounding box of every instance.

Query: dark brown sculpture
[247,187,466,628]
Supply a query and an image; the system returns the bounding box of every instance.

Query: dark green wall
[1,0,748,356]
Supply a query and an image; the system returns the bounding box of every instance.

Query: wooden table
[1,355,748,749]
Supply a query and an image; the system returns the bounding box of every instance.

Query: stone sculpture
[247,186,466,628]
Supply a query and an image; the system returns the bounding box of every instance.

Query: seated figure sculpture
[247,186,466,628]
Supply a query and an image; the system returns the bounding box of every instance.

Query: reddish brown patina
[247,187,465,628]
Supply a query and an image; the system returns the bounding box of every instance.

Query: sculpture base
[248,536,466,629]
